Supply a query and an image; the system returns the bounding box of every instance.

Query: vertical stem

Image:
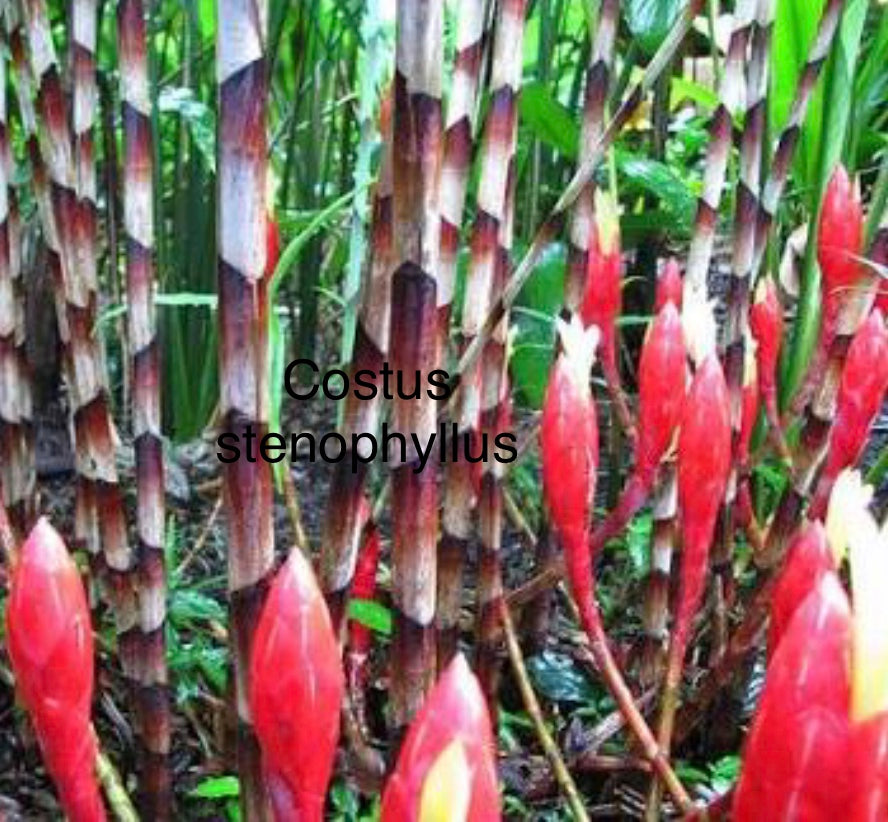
[217,1,273,817]
[0,26,35,533]
[19,0,139,703]
[118,0,170,814]
[321,94,393,632]
[389,0,443,731]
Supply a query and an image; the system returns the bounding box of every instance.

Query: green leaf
[624,0,683,57]
[188,776,240,800]
[616,150,696,229]
[170,589,226,624]
[518,82,579,161]
[526,651,598,704]
[158,87,216,173]
[347,598,393,636]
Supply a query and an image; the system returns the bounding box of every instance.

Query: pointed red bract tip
[734,572,852,822]
[636,302,686,476]
[819,164,864,297]
[541,320,599,556]
[5,519,105,822]
[249,548,343,821]
[749,279,783,390]
[381,654,500,821]
[655,258,683,312]
[580,193,622,364]
[675,355,731,635]
[768,522,834,657]
[739,366,760,465]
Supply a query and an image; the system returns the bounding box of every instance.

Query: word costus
[217,423,518,474]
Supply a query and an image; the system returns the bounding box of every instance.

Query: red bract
[5,519,105,822]
[266,213,281,276]
[675,354,731,648]
[739,358,759,467]
[809,310,888,520]
[541,319,599,568]
[249,548,344,821]
[819,164,864,301]
[580,192,621,370]
[734,573,852,822]
[655,258,683,312]
[749,279,782,410]
[768,522,834,657]
[591,303,685,553]
[380,654,500,821]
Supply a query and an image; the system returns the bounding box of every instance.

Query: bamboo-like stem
[17,0,139,680]
[499,598,591,822]
[389,0,443,731]
[476,90,521,709]
[761,272,876,566]
[565,0,618,316]
[751,0,846,281]
[217,2,274,817]
[454,0,706,388]
[639,464,677,688]
[118,0,169,814]
[435,0,490,663]
[321,93,393,634]
[437,0,489,344]
[682,0,756,305]
[439,0,524,671]
[0,27,35,534]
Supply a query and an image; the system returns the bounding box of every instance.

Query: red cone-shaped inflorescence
[580,195,621,369]
[5,519,105,822]
[674,355,732,649]
[734,572,853,822]
[819,164,864,307]
[590,303,686,553]
[749,278,786,450]
[655,258,683,312]
[381,654,500,821]
[809,310,888,520]
[541,319,599,607]
[768,522,834,657]
[850,713,888,822]
[249,548,344,821]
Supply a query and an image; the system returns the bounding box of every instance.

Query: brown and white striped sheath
[217,1,274,816]
[0,28,34,533]
[19,0,139,665]
[438,0,523,670]
[565,0,618,316]
[321,92,393,633]
[437,0,488,344]
[389,0,443,730]
[119,0,170,814]
[752,0,846,277]
[682,0,756,306]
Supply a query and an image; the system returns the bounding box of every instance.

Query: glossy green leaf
[624,0,683,57]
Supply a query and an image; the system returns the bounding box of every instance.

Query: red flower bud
[734,573,853,821]
[739,354,759,466]
[655,258,683,312]
[819,165,864,300]
[675,355,731,646]
[381,654,500,821]
[541,318,599,560]
[637,303,687,476]
[589,303,686,554]
[5,519,105,822]
[768,522,834,657]
[580,191,621,368]
[809,310,888,519]
[749,280,783,403]
[250,549,344,821]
